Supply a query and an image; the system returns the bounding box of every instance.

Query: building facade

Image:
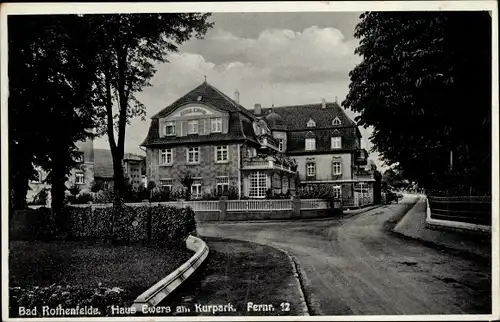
[27,138,95,203]
[260,100,375,201]
[26,139,146,203]
[141,81,298,199]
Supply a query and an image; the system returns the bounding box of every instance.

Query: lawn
[9,240,192,316]
[164,237,306,316]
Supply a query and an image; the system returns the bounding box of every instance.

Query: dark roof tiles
[261,103,356,131]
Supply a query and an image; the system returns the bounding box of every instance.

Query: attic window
[197,95,202,101]
[307,118,316,128]
[332,117,342,125]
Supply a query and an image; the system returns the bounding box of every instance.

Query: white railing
[300,199,329,210]
[243,160,270,169]
[227,199,292,211]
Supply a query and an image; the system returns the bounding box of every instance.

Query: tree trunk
[50,166,68,237]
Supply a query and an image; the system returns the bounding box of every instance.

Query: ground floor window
[191,178,203,199]
[333,185,342,198]
[75,171,85,184]
[354,182,369,194]
[160,179,173,192]
[282,176,289,193]
[249,171,267,198]
[216,176,229,195]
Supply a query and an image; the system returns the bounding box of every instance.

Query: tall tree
[85,14,213,206]
[8,15,98,214]
[343,12,492,194]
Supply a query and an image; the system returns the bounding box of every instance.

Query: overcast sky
[94,12,386,169]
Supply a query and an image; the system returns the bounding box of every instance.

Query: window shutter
[175,120,182,136]
[222,117,228,133]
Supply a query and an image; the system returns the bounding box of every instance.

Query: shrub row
[10,205,197,247]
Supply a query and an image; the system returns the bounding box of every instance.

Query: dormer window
[165,121,176,136]
[332,117,342,125]
[187,120,199,134]
[307,118,316,128]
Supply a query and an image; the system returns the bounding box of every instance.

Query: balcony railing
[353,172,375,181]
[242,158,296,173]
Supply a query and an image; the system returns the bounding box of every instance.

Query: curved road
[198,195,491,315]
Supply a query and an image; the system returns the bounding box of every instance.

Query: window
[331,136,342,149]
[211,118,222,133]
[75,171,85,184]
[282,177,289,193]
[160,149,173,165]
[333,185,342,198]
[249,171,267,198]
[355,182,369,194]
[305,138,316,151]
[215,145,229,162]
[246,147,257,158]
[278,139,284,152]
[187,120,199,134]
[165,121,176,136]
[187,147,200,164]
[307,118,316,128]
[332,161,342,175]
[160,179,173,192]
[74,152,84,163]
[191,178,202,199]
[306,163,316,176]
[332,117,342,125]
[216,176,229,195]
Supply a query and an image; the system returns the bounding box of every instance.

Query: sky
[94,12,386,170]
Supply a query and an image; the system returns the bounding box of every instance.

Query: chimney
[234,90,240,104]
[321,98,327,109]
[254,103,262,116]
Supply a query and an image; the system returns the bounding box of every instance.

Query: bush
[202,185,239,200]
[296,185,336,200]
[17,207,57,240]
[9,284,128,317]
[93,190,114,204]
[72,192,93,205]
[150,205,197,247]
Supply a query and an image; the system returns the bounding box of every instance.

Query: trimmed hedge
[11,205,197,246]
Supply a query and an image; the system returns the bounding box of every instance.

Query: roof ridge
[207,83,256,120]
[152,82,207,119]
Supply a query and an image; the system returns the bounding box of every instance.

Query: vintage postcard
[1,2,498,321]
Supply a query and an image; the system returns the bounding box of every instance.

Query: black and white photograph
[1,2,498,321]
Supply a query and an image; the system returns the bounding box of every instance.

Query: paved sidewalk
[393,196,491,259]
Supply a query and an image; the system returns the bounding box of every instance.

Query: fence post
[219,196,228,221]
[292,196,301,218]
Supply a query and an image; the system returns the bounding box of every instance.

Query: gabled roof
[153,81,255,120]
[261,102,356,131]
[142,82,259,147]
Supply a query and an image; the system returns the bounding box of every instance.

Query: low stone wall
[194,208,335,222]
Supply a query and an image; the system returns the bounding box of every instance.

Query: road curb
[390,197,491,261]
[267,244,311,316]
[131,235,209,310]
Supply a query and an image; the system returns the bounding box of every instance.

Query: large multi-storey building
[260,101,374,200]
[142,81,374,200]
[141,81,298,199]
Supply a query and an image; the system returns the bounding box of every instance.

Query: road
[198,195,491,315]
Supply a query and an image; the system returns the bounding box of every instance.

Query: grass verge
[162,237,305,316]
[9,240,192,316]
